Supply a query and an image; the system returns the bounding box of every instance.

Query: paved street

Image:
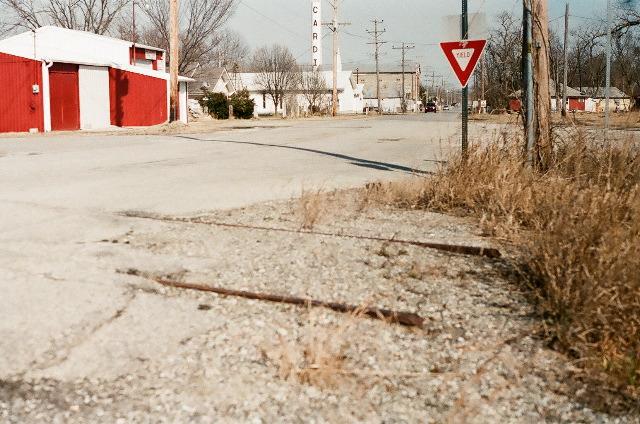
[1,114,462,214]
[1,115,632,423]
[1,114,469,376]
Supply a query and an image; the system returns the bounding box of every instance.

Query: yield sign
[440,39,487,88]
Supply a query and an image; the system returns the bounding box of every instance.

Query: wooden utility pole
[169,0,179,122]
[531,0,552,167]
[367,19,386,114]
[325,0,350,117]
[561,2,569,117]
[392,42,415,113]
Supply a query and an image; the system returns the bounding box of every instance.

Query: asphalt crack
[29,292,136,372]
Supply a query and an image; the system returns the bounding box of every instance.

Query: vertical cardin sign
[312,0,322,69]
[440,39,487,88]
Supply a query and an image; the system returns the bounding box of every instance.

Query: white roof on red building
[0,26,192,82]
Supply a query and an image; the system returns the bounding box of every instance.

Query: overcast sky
[229,0,607,85]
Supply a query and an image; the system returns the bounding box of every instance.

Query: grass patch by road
[471,110,640,130]
[362,134,640,400]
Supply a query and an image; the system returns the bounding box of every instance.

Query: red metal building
[0,52,44,133]
[0,26,191,134]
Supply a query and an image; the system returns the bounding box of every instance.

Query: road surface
[0,113,471,377]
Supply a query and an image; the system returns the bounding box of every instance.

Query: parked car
[425,102,437,113]
[442,105,451,111]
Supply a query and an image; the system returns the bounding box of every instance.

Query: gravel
[2,191,638,423]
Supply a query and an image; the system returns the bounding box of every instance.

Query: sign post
[461,0,468,157]
[440,34,486,157]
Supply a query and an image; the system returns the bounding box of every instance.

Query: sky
[229,0,607,86]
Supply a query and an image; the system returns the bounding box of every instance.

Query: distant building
[578,87,632,112]
[0,26,192,133]
[508,81,631,113]
[188,67,236,101]
[550,83,585,112]
[355,67,422,113]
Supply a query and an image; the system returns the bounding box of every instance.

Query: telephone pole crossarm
[367,19,387,114]
[392,43,415,113]
[323,0,350,117]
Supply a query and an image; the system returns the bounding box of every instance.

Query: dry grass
[471,110,640,129]
[298,188,326,230]
[362,134,640,396]
[265,310,357,389]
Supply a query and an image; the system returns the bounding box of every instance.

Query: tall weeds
[367,134,640,392]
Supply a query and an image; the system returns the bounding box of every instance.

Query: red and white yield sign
[440,40,487,88]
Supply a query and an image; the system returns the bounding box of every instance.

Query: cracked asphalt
[2,115,633,422]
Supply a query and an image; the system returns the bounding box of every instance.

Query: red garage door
[49,63,80,131]
[109,68,167,127]
[569,98,585,111]
[0,52,44,133]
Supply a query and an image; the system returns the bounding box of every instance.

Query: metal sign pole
[524,0,535,165]
[461,0,468,157]
[605,0,612,140]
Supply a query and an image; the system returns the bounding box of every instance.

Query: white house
[236,69,363,116]
[188,67,236,100]
[580,87,632,112]
[232,50,361,116]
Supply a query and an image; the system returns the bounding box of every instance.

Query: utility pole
[561,2,569,117]
[461,0,469,156]
[524,0,552,167]
[132,0,136,66]
[532,0,552,167]
[325,0,350,117]
[367,19,386,114]
[392,42,415,113]
[169,0,179,122]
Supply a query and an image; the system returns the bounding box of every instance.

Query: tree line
[481,1,640,109]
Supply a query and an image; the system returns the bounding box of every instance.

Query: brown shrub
[370,134,640,392]
[298,188,325,230]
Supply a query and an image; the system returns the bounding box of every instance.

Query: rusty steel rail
[143,275,425,328]
[121,212,501,259]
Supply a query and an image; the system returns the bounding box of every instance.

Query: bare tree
[0,0,45,30]
[300,69,328,114]
[141,0,236,74]
[567,25,606,93]
[548,29,563,105]
[0,0,128,34]
[211,30,248,71]
[253,44,299,115]
[484,11,522,109]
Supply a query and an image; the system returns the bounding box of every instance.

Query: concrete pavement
[0,113,476,379]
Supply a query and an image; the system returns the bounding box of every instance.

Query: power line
[238,0,306,39]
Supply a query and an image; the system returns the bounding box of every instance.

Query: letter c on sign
[313,6,318,13]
